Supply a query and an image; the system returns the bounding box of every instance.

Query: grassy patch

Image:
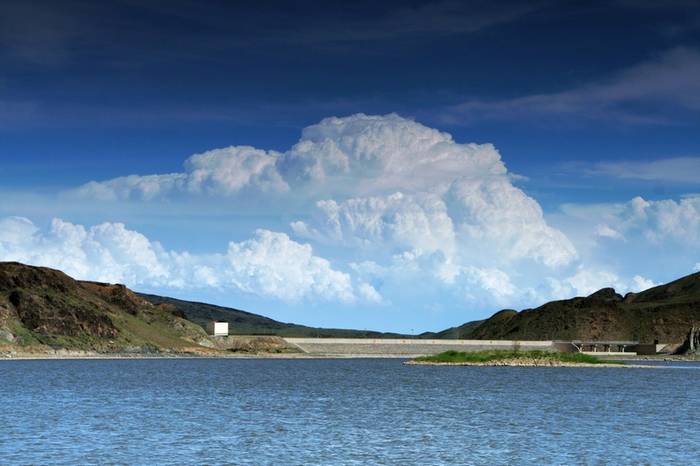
[7,321,41,347]
[414,349,621,365]
[111,311,195,350]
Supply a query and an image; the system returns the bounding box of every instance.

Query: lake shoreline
[0,353,669,366]
[0,350,428,360]
[405,359,660,368]
[1,347,695,364]
[404,349,679,368]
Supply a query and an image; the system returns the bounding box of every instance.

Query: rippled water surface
[1,358,699,465]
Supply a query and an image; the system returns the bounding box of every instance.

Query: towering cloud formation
[279,114,505,194]
[75,114,506,199]
[48,114,581,307]
[291,193,456,256]
[284,115,576,272]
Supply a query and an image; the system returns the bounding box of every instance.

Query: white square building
[207,320,229,337]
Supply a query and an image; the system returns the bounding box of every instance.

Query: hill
[3,261,700,354]
[449,272,700,343]
[0,262,407,355]
[0,262,210,353]
[138,293,409,338]
[417,319,485,339]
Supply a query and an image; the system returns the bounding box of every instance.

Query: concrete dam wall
[284,338,557,357]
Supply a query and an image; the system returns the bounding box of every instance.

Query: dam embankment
[283,338,564,357]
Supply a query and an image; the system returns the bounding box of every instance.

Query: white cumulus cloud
[73,113,507,200]
[0,217,167,285]
[589,196,700,245]
[185,146,289,195]
[74,146,288,200]
[631,275,657,291]
[279,113,505,195]
[447,176,577,267]
[547,267,657,299]
[75,173,188,201]
[285,115,575,269]
[357,282,384,304]
[460,266,517,303]
[0,217,360,303]
[595,224,625,240]
[62,113,580,308]
[292,192,456,256]
[225,229,354,303]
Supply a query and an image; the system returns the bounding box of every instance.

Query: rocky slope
[448,272,700,343]
[0,262,210,354]
[0,261,406,355]
[3,261,699,353]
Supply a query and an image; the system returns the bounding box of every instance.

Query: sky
[1,0,700,333]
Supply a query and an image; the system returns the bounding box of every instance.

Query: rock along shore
[405,358,658,368]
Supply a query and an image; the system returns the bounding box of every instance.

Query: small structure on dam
[568,341,660,356]
[207,320,229,337]
[571,341,637,354]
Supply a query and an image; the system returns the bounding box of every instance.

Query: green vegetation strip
[413,350,622,365]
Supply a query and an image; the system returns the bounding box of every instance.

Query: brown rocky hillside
[0,262,208,353]
[3,261,700,352]
[455,272,700,343]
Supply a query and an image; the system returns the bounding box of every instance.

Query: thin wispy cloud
[441,47,700,125]
[291,1,547,44]
[590,157,700,184]
[0,1,85,66]
[138,0,548,45]
[0,0,546,69]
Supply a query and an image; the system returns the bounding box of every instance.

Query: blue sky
[1,0,700,333]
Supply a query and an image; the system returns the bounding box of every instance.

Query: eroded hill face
[0,264,118,340]
[0,262,208,352]
[460,272,700,343]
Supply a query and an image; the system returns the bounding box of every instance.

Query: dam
[281,338,657,357]
[284,338,563,357]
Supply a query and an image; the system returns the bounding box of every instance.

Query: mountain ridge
[2,261,700,354]
[137,292,410,339]
[453,271,700,343]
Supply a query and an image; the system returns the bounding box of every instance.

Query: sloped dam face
[283,338,559,357]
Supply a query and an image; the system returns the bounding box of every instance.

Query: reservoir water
[1,358,698,465]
